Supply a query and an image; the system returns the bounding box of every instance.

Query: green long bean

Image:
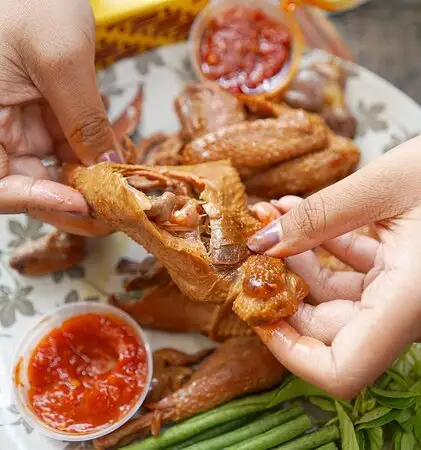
[184,404,304,450]
[165,415,255,450]
[315,443,338,450]
[120,378,323,450]
[224,414,312,450]
[273,424,340,450]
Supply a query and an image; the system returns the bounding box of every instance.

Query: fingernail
[97,150,123,164]
[247,220,283,253]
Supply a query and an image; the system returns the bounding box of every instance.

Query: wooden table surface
[331,0,421,104]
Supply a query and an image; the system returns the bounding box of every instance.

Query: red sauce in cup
[27,313,149,433]
[199,6,292,95]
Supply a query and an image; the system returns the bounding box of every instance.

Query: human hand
[247,135,421,399]
[0,0,123,218]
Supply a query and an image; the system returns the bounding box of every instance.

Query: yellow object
[92,0,209,70]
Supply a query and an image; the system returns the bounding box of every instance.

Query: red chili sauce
[27,313,149,433]
[200,6,292,95]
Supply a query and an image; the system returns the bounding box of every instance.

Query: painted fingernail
[97,150,123,163]
[247,220,283,253]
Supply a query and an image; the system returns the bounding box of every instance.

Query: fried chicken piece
[93,336,286,449]
[175,82,246,141]
[241,96,292,119]
[67,160,308,327]
[182,113,329,179]
[138,133,185,166]
[283,59,357,138]
[147,348,213,403]
[111,279,252,341]
[9,230,86,276]
[245,132,360,198]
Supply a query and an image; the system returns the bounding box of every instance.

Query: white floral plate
[0,43,420,450]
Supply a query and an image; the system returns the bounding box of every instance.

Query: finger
[249,202,281,225]
[29,211,113,237]
[0,175,89,215]
[247,136,421,257]
[256,272,420,399]
[286,251,364,302]
[287,300,360,344]
[322,233,378,273]
[0,104,54,158]
[22,1,123,165]
[268,196,379,272]
[9,156,50,180]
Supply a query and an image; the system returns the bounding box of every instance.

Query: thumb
[23,2,123,166]
[247,136,421,257]
[0,175,89,215]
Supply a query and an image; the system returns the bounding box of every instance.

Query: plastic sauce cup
[12,302,153,442]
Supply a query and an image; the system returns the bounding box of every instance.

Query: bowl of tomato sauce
[12,302,152,442]
[188,0,303,97]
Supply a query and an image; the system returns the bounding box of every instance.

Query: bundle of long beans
[121,344,421,450]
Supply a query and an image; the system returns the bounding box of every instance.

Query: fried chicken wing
[68,161,308,326]
[175,82,246,141]
[182,113,329,179]
[245,132,360,198]
[93,336,286,449]
[9,231,86,276]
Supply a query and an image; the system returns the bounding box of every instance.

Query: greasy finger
[287,300,360,344]
[286,251,365,302]
[29,211,114,237]
[0,175,89,215]
[248,136,421,257]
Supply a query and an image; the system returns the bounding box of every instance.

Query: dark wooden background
[331,0,421,104]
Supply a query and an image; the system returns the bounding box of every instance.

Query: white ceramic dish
[12,303,153,442]
[0,43,419,449]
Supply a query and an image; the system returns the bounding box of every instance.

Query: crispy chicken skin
[93,336,286,450]
[67,161,308,326]
[175,82,246,141]
[245,132,360,198]
[182,113,329,179]
[9,231,86,276]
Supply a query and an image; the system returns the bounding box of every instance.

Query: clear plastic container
[188,0,304,98]
[12,302,153,442]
